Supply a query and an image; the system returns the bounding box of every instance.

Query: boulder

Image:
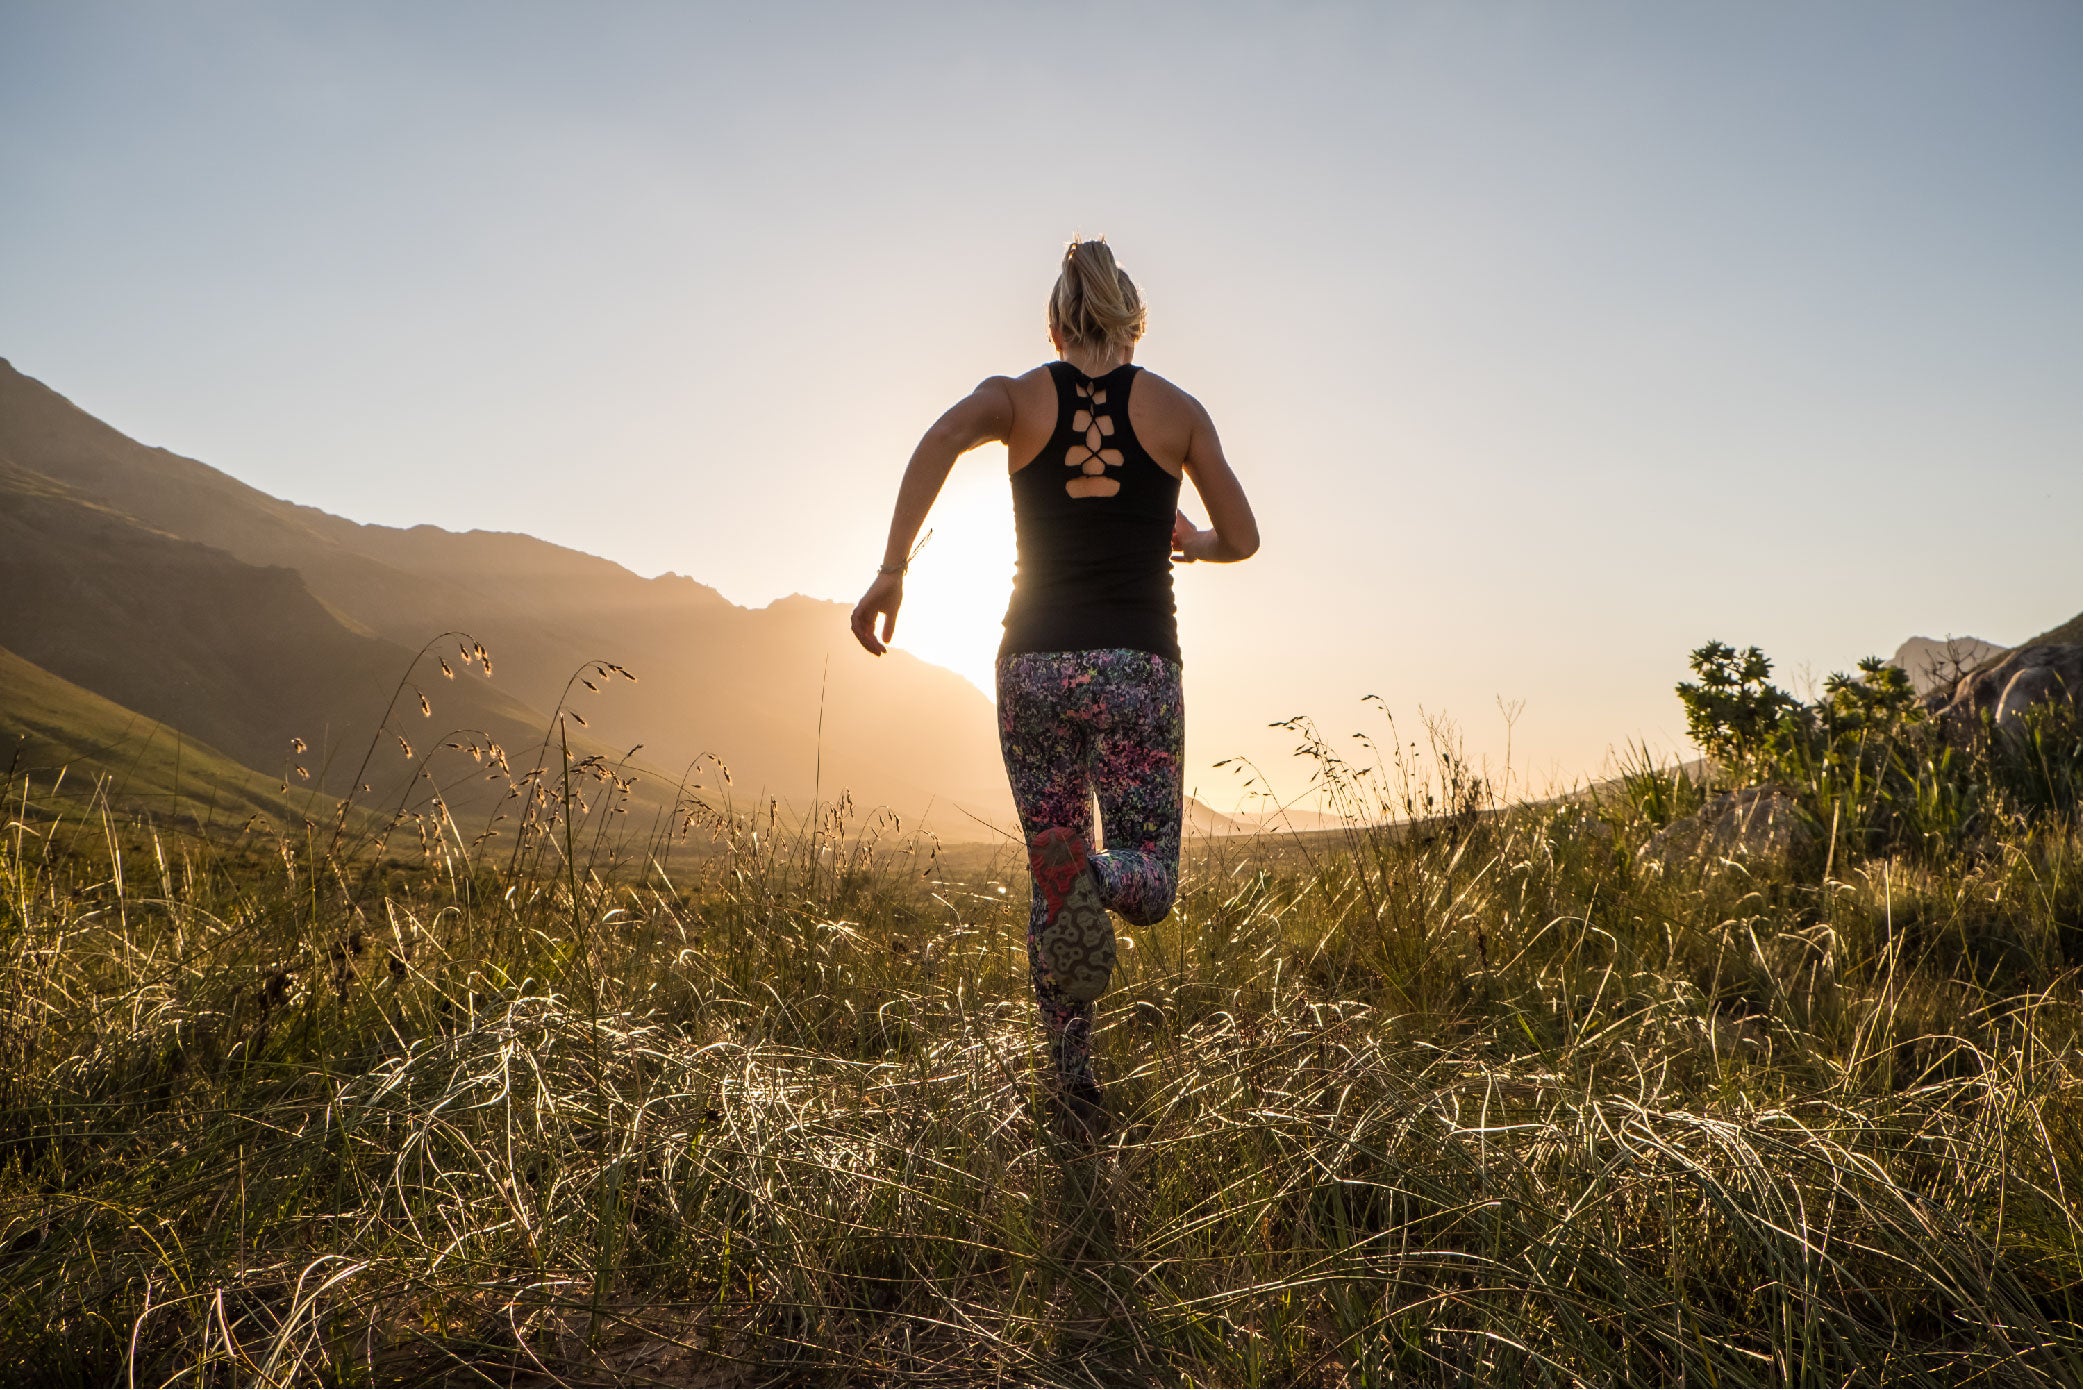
[1639,786,1814,874]
[1924,632,2080,743]
[1994,664,2074,737]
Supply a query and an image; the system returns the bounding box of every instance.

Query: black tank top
[1000,362,1183,665]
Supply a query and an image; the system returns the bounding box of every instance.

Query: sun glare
[892,459,1018,696]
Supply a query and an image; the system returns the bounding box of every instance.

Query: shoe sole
[1034,833,1115,1004]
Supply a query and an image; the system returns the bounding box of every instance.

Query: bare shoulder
[999,363,1055,393]
[939,369,1046,448]
[1126,367,1209,471]
[1130,369,1212,425]
[1001,364,1065,470]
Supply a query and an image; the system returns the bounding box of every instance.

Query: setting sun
[888,455,1018,695]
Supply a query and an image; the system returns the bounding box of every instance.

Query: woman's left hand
[850,572,904,655]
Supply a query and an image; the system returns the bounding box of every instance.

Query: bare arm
[1171,399,1260,563]
[850,377,1015,655]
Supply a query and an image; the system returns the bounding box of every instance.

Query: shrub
[1676,640,2080,865]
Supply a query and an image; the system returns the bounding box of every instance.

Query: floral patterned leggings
[997,648,1184,1086]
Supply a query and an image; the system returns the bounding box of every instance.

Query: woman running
[850,238,1260,1114]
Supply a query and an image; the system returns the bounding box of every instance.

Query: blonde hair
[1048,237,1147,351]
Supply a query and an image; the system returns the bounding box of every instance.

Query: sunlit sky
[4,2,2077,809]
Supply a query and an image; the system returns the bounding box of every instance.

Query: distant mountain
[1889,634,2006,696]
[0,359,1013,835]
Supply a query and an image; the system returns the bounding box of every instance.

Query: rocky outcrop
[1639,786,1814,874]
[1923,624,2081,742]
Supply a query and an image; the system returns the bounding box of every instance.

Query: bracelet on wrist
[877,562,906,577]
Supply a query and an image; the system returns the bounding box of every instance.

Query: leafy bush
[1674,640,1802,776]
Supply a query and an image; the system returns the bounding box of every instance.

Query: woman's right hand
[850,572,904,655]
[1171,509,1208,563]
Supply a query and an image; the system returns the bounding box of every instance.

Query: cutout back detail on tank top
[1065,379,1125,497]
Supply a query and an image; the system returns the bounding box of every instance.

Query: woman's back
[1000,361,1184,664]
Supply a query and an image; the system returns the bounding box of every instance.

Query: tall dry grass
[0,661,2076,1385]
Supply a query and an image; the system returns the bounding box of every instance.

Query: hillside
[0,644,318,827]
[6,648,2074,1385]
[0,359,1013,834]
[2023,614,2083,649]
